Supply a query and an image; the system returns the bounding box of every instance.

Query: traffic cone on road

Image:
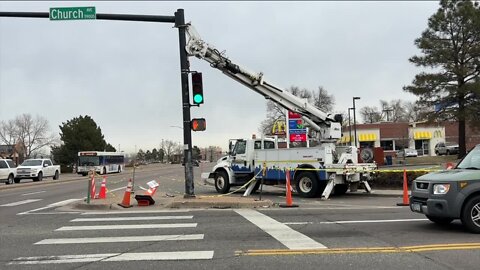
[118,179,133,208]
[280,169,298,208]
[397,169,410,206]
[90,175,96,200]
[97,176,107,199]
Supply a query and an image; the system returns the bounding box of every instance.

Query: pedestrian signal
[191,118,206,131]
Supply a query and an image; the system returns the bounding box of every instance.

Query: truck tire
[214,171,230,194]
[82,173,88,176]
[461,195,480,233]
[14,178,20,183]
[426,215,453,225]
[34,172,43,182]
[295,172,318,198]
[53,171,59,180]
[6,174,14,185]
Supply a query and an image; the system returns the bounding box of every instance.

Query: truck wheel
[7,174,14,185]
[53,171,59,180]
[426,215,453,225]
[295,172,318,198]
[461,195,480,233]
[35,172,43,182]
[82,173,88,176]
[14,178,20,183]
[214,171,230,194]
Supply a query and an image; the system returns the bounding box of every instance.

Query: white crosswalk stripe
[9,211,214,265]
[0,199,41,207]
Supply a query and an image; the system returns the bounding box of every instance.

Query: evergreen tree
[404,0,480,157]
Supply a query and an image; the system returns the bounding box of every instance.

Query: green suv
[410,144,480,233]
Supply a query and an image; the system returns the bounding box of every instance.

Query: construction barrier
[279,169,298,208]
[396,169,410,206]
[135,180,159,206]
[90,174,96,200]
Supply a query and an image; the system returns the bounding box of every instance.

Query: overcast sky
[0,1,439,153]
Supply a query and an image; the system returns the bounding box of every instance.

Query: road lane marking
[71,216,194,222]
[107,186,127,192]
[284,218,428,225]
[237,242,480,256]
[35,234,204,244]
[235,209,326,250]
[0,199,41,207]
[56,223,198,231]
[17,199,81,215]
[21,191,46,196]
[81,209,190,215]
[9,251,214,264]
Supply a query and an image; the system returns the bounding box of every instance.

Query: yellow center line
[237,243,480,256]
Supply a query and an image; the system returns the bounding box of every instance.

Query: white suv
[0,159,17,185]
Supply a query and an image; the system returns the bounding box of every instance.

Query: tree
[151,148,159,161]
[259,86,335,135]
[404,0,480,157]
[0,114,57,159]
[161,140,179,162]
[192,146,201,160]
[137,149,145,161]
[359,106,382,123]
[50,115,112,165]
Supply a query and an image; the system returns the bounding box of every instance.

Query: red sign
[290,133,307,142]
[288,111,302,119]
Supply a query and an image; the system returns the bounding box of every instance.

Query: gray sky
[0,1,439,153]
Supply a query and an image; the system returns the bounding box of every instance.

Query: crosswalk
[8,210,214,265]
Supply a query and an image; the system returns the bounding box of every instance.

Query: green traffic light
[193,94,203,104]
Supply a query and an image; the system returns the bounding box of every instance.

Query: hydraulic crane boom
[185,24,342,141]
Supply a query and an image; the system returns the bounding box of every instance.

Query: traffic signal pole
[175,9,195,198]
[0,8,196,197]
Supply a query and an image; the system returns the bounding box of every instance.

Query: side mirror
[44,164,49,167]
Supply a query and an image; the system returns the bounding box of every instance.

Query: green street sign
[50,7,96,21]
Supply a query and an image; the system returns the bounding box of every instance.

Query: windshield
[21,160,43,166]
[78,156,100,166]
[6,160,15,168]
[456,146,480,169]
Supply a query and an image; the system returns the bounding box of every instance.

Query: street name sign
[50,7,96,21]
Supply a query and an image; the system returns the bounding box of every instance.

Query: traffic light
[191,118,206,131]
[191,72,204,105]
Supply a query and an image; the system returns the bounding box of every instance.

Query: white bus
[77,151,125,176]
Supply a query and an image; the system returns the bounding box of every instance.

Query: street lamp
[348,108,354,146]
[353,97,361,148]
[170,125,183,130]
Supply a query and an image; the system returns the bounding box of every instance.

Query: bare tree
[161,140,178,162]
[359,106,382,123]
[0,114,57,158]
[313,86,335,112]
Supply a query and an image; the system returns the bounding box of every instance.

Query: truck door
[44,160,53,176]
[231,140,251,173]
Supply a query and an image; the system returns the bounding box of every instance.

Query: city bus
[77,151,125,176]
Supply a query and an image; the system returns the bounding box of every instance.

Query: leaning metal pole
[175,9,195,198]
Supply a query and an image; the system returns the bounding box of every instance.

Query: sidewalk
[64,187,405,212]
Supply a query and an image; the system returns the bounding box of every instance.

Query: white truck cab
[16,159,60,183]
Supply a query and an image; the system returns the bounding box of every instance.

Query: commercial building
[340,121,480,156]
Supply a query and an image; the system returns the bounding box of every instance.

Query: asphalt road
[1,163,479,269]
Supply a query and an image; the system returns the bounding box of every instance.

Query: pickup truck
[15,159,60,183]
[410,144,480,233]
[0,159,17,185]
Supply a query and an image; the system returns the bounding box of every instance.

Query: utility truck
[185,24,376,199]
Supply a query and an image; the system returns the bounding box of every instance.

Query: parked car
[182,159,200,167]
[0,159,17,185]
[397,148,418,158]
[15,158,60,182]
[435,142,459,156]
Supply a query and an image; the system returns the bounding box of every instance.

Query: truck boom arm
[185,24,341,140]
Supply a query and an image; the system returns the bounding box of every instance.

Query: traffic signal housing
[191,118,206,131]
[191,72,204,105]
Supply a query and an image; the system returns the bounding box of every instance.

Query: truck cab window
[233,141,246,155]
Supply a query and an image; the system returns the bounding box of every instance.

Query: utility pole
[353,97,361,148]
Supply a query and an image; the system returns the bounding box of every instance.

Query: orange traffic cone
[97,176,107,199]
[90,175,96,200]
[118,179,133,208]
[397,168,410,206]
[280,169,298,208]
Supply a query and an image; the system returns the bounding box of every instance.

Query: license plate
[411,203,422,212]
